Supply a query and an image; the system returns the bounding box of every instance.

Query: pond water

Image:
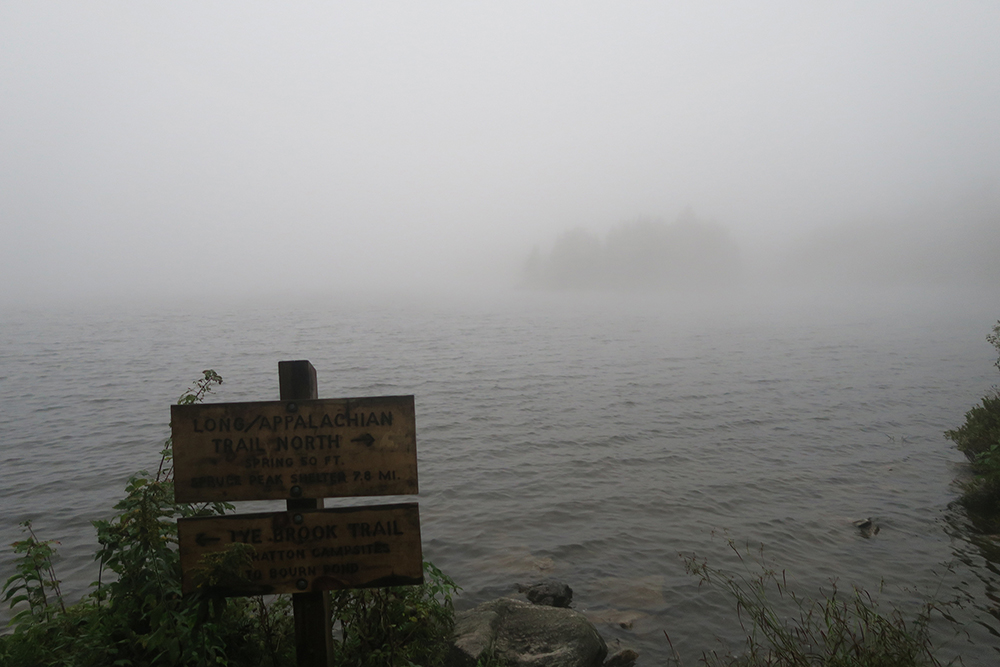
[1,285,998,663]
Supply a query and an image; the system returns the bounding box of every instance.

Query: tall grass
[682,542,951,667]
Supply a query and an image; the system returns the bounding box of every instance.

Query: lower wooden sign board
[171,395,417,503]
[177,503,422,596]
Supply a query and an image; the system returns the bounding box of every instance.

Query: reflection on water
[945,500,1000,650]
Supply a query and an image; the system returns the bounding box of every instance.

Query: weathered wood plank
[178,503,423,596]
[171,395,417,502]
[277,360,333,667]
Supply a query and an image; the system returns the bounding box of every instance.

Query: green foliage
[2,521,65,626]
[330,560,459,667]
[987,320,1000,373]
[0,371,297,667]
[177,369,224,406]
[944,393,1000,463]
[473,649,512,667]
[0,369,460,667]
[230,595,296,667]
[947,320,1000,522]
[684,543,946,667]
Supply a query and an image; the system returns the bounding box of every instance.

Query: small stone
[524,580,574,608]
[853,517,880,538]
[604,648,639,667]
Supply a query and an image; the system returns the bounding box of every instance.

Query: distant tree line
[522,209,741,290]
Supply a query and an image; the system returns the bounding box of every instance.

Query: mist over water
[2,3,999,305]
[2,3,1000,663]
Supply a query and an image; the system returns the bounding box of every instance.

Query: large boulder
[450,597,608,667]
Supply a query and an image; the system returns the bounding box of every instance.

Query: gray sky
[2,2,998,304]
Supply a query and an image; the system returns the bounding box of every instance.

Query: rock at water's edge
[604,648,640,667]
[449,597,608,667]
[521,580,574,608]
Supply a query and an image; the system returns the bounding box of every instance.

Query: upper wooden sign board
[171,395,417,503]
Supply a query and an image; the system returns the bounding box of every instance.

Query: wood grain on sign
[177,503,423,596]
[171,395,417,503]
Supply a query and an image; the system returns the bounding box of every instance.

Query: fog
[2,2,998,307]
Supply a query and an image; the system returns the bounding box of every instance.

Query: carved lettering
[346,521,403,539]
[229,528,263,544]
[271,524,339,544]
[312,543,390,558]
[269,566,317,579]
[191,475,242,488]
[248,474,284,485]
[322,563,360,575]
[250,549,307,562]
[171,396,414,503]
[274,434,340,452]
[290,471,346,485]
[245,458,294,469]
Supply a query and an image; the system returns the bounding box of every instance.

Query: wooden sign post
[281,361,332,667]
[171,361,422,667]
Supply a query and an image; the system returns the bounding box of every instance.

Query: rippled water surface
[1,287,998,663]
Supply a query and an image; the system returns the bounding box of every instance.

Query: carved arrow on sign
[195,533,221,547]
[350,433,375,447]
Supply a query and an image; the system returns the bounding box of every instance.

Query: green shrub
[944,393,1000,463]
[2,521,65,626]
[0,371,296,667]
[947,320,1000,520]
[1,370,460,667]
[988,321,1000,373]
[330,560,459,667]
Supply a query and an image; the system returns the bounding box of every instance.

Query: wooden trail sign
[171,395,417,503]
[178,503,422,596]
[172,361,424,667]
